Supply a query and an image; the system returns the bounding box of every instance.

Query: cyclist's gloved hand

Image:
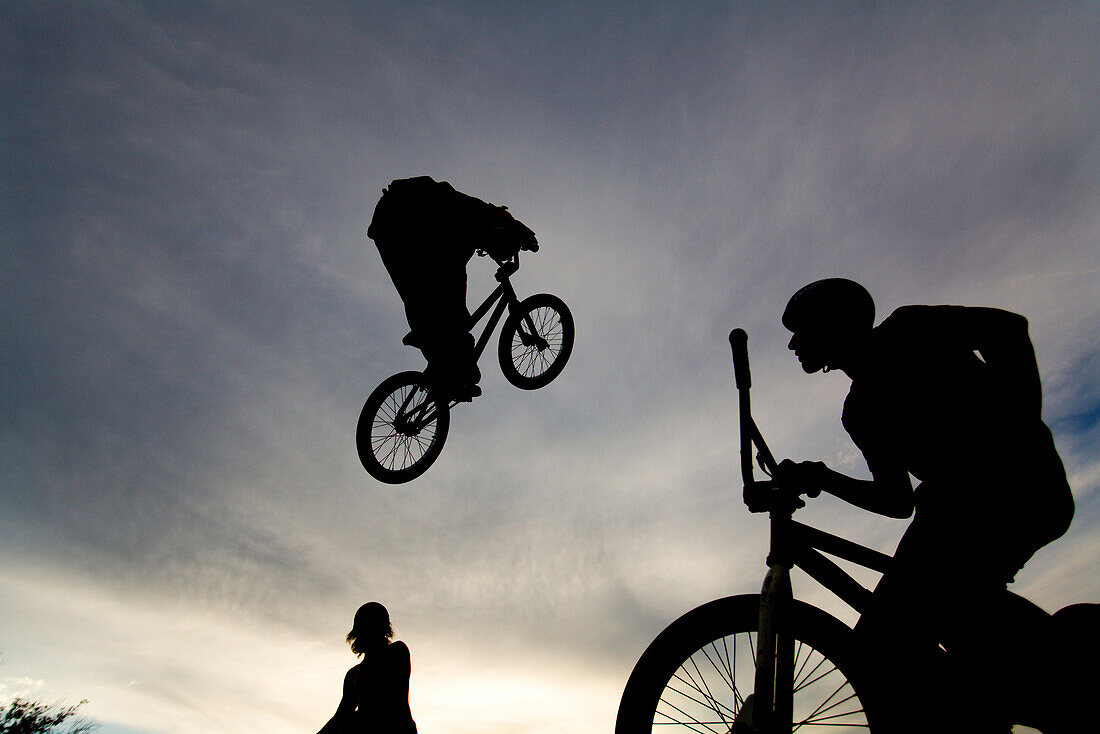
[516,221,538,251]
[775,459,826,498]
[743,480,775,513]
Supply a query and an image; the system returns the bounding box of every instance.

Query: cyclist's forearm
[820,469,914,519]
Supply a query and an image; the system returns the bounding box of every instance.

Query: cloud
[3,3,1100,733]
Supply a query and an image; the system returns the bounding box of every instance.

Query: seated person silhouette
[368,176,536,400]
[777,279,1074,733]
[317,602,417,734]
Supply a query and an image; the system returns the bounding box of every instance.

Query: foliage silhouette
[1,697,97,734]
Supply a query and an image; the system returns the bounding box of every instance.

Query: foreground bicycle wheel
[357,371,450,484]
[616,595,872,734]
[498,293,574,389]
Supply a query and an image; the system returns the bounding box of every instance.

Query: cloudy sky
[3,2,1099,732]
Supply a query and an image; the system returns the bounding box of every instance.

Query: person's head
[347,602,394,656]
[782,278,875,374]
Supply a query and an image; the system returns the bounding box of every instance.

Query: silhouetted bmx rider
[368,176,537,401]
[777,279,1074,733]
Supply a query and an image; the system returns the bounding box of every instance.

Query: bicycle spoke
[794,640,812,685]
[369,385,439,470]
[687,653,733,726]
[798,681,860,723]
[727,631,745,710]
[795,659,840,693]
[655,696,726,734]
[696,644,736,716]
[792,645,829,691]
[643,627,866,734]
[509,306,565,380]
[664,673,737,722]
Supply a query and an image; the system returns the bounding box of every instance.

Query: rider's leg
[407,267,478,397]
[851,531,943,734]
[853,506,1018,734]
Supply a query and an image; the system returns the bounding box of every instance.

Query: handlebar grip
[729,329,750,390]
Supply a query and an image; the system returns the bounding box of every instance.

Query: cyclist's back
[842,304,1073,575]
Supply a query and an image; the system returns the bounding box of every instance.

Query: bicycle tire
[616,594,874,734]
[498,293,574,390]
[356,371,450,484]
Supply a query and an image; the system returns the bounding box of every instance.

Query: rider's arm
[778,390,914,518]
[825,461,914,519]
[778,459,914,518]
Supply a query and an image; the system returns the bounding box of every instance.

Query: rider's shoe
[446,382,482,402]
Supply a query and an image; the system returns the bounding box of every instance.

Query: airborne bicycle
[615,329,1098,734]
[356,249,574,484]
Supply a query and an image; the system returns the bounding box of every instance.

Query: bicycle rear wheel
[498,293,574,390]
[616,595,873,734]
[357,371,450,484]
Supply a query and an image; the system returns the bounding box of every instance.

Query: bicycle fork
[739,512,796,734]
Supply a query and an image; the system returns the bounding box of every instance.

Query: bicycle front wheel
[356,371,450,484]
[498,293,574,389]
[616,595,873,734]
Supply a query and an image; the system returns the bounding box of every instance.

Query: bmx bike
[615,329,1098,733]
[356,251,574,484]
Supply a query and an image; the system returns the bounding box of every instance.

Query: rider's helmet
[782,278,875,333]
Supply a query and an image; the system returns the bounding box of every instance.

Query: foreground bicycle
[615,329,1098,734]
[357,249,573,484]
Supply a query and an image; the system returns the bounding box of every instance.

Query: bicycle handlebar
[729,328,750,390]
[731,328,815,513]
[494,258,520,281]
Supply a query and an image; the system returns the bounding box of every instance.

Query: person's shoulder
[386,640,412,671]
[880,304,950,325]
[387,176,456,196]
[390,175,436,186]
[877,304,969,337]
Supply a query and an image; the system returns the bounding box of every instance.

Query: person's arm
[392,641,412,705]
[777,458,914,519]
[317,669,355,734]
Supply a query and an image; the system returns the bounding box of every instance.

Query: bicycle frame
[467,257,524,362]
[729,330,891,734]
[398,254,549,419]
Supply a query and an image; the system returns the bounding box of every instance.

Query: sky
[2,1,1099,732]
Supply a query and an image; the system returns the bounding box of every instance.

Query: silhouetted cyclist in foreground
[368,176,537,401]
[318,602,417,734]
[777,279,1074,733]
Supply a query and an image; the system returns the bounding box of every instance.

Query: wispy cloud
[3,2,1099,732]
